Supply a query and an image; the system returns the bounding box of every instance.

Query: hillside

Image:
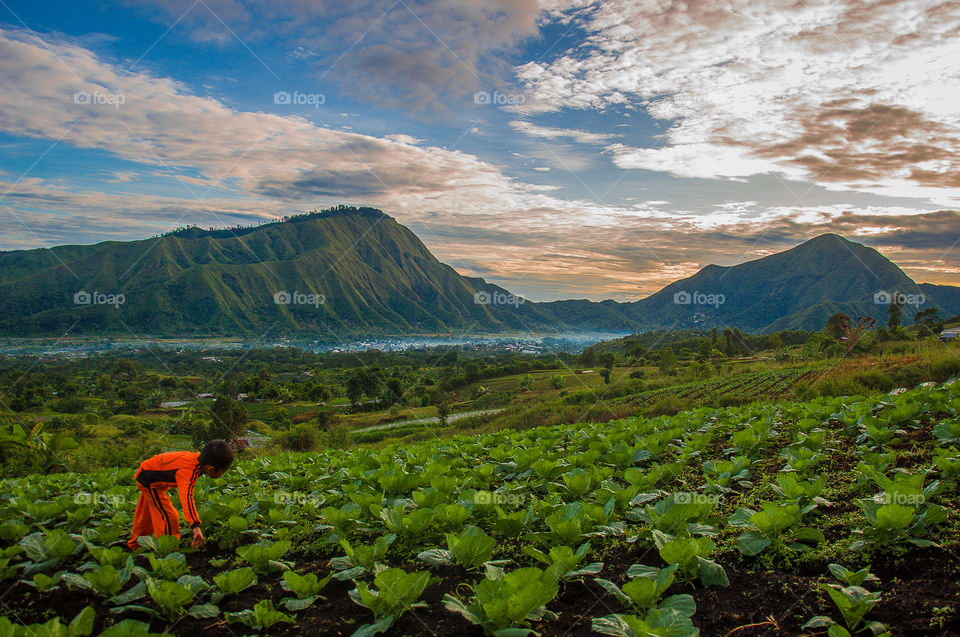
[0,212,957,337]
[630,233,960,332]
[0,207,638,337]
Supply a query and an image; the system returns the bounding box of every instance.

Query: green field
[2,377,958,635]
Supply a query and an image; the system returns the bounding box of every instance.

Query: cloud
[122,0,542,117]
[509,120,617,144]
[3,26,960,301]
[0,27,520,212]
[515,0,960,203]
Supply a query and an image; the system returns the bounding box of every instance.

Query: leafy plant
[212,567,258,604]
[350,568,432,636]
[281,570,331,611]
[331,533,396,580]
[592,608,699,637]
[596,564,694,617]
[522,542,603,582]
[443,566,558,636]
[226,599,295,630]
[652,531,728,588]
[730,501,824,555]
[236,539,293,573]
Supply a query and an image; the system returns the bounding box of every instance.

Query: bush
[789,382,817,401]
[51,396,86,414]
[890,364,924,388]
[813,377,866,398]
[926,356,960,382]
[851,369,894,391]
[643,396,688,417]
[277,423,318,451]
[629,370,645,379]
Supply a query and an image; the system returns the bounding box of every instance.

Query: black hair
[198,439,234,471]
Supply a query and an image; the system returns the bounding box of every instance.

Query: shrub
[813,377,866,398]
[890,364,923,388]
[851,370,894,391]
[629,370,645,379]
[643,396,688,417]
[926,356,960,382]
[277,424,318,451]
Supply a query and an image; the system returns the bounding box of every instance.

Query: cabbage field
[1,380,959,636]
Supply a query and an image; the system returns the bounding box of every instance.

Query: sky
[0,0,959,301]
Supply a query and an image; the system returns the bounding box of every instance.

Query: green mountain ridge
[0,209,956,337]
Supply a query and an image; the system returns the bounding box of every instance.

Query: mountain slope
[629,233,959,332]
[1,211,958,337]
[0,207,640,337]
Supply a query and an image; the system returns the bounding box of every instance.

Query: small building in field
[939,330,959,342]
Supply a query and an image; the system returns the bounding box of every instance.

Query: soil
[3,542,958,636]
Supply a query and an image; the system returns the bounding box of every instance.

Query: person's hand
[191,526,204,548]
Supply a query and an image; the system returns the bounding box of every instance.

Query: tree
[345,375,364,405]
[658,347,677,373]
[209,395,248,440]
[914,307,941,338]
[599,352,616,370]
[599,368,611,384]
[437,400,450,428]
[764,333,783,350]
[825,313,851,340]
[550,374,564,389]
[841,316,876,357]
[887,297,903,330]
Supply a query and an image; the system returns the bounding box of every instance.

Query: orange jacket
[134,451,204,528]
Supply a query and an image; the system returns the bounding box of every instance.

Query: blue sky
[1,0,959,300]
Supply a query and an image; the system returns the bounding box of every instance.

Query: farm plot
[1,379,959,636]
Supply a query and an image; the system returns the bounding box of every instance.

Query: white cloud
[509,120,617,144]
[515,0,960,204]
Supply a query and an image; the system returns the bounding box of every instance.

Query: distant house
[231,429,270,450]
[197,392,215,399]
[939,330,959,342]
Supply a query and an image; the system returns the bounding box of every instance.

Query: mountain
[0,209,957,338]
[0,207,637,338]
[629,233,960,332]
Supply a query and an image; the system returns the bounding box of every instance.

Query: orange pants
[127,485,180,549]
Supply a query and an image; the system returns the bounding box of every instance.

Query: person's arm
[176,465,203,530]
